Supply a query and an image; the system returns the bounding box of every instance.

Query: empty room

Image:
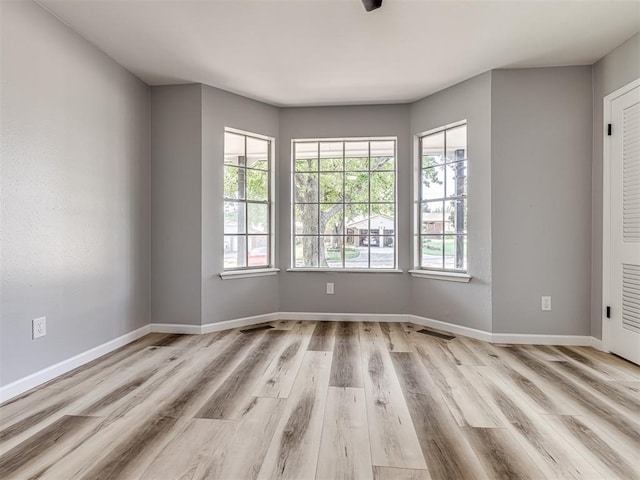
[1,0,639,478]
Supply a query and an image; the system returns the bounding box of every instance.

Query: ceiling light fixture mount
[362,0,383,12]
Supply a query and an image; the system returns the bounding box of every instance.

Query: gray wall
[1,1,150,386]
[201,85,280,324]
[591,33,640,339]
[4,1,633,393]
[491,67,593,335]
[150,84,280,326]
[150,85,203,326]
[410,73,493,332]
[278,105,412,314]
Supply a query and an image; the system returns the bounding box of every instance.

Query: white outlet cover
[33,317,46,339]
[326,283,334,295]
[541,296,552,311]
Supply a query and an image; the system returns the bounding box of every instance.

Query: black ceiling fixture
[362,0,383,12]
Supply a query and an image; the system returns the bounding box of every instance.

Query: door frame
[602,77,640,353]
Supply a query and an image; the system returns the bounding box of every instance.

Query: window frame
[290,136,399,272]
[222,127,276,274]
[413,120,470,278]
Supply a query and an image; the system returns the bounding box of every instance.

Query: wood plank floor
[1,321,639,480]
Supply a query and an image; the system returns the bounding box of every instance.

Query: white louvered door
[608,81,640,365]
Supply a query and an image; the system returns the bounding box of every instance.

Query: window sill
[286,268,403,274]
[409,269,472,283]
[220,268,280,280]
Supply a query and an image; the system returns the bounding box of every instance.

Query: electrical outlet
[33,317,46,339]
[326,282,334,295]
[541,296,552,311]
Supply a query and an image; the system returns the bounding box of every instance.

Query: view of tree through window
[292,139,396,269]
[224,130,272,270]
[418,123,468,271]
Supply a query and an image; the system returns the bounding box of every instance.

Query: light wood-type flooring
[1,320,639,479]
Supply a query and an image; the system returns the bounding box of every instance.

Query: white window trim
[290,136,399,271]
[286,268,403,274]
[220,268,280,280]
[222,127,276,274]
[409,269,471,283]
[413,120,469,278]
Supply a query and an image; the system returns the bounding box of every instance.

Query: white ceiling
[38,0,640,107]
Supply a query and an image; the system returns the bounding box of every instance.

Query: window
[292,138,397,270]
[417,122,467,272]
[224,129,273,271]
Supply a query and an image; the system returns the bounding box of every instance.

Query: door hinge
[606,306,611,318]
[607,124,612,136]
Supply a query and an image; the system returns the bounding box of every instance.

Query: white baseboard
[150,323,203,334]
[407,314,493,343]
[590,336,606,351]
[0,325,151,403]
[150,313,281,335]
[2,312,607,404]
[278,311,407,323]
[201,312,280,334]
[152,312,602,349]
[278,313,602,348]
[490,333,593,346]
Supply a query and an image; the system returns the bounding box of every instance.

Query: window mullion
[317,141,321,267]
[367,141,371,269]
[342,141,346,269]
[244,135,249,268]
[267,140,272,267]
[442,130,446,270]
[418,137,422,269]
